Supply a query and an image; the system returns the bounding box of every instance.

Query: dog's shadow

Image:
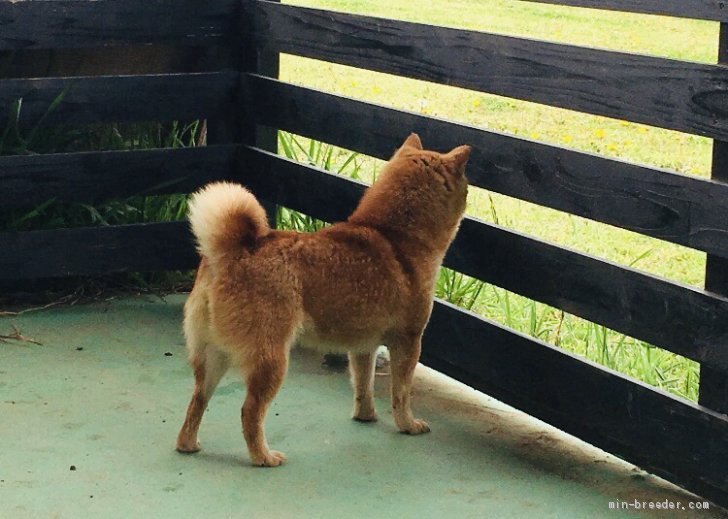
[178,450,245,468]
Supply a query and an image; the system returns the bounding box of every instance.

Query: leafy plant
[436,268,484,311]
[0,93,202,231]
[275,132,364,232]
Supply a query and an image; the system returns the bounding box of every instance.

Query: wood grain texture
[240,146,728,371]
[0,221,198,280]
[241,0,282,227]
[423,300,728,508]
[0,0,237,50]
[448,217,728,372]
[0,72,238,130]
[519,0,728,21]
[0,46,233,79]
[253,1,728,140]
[700,23,728,414]
[246,75,728,259]
[0,145,239,210]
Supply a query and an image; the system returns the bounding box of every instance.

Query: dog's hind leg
[176,346,230,453]
[349,351,378,422]
[240,328,297,467]
[177,287,230,453]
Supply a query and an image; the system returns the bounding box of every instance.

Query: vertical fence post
[700,24,728,414]
[241,0,279,227]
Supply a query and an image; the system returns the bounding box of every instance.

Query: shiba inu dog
[176,134,471,466]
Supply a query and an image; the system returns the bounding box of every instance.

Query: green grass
[0,99,204,291]
[277,0,713,401]
[0,95,203,231]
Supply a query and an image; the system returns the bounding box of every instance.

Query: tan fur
[176,134,471,466]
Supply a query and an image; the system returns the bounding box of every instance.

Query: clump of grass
[436,268,484,311]
[468,276,700,401]
[275,131,365,232]
[0,90,69,155]
[0,94,202,232]
[278,131,363,178]
[1,96,203,291]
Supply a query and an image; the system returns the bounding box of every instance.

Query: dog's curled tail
[188,181,269,261]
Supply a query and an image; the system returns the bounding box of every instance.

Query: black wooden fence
[1,0,727,507]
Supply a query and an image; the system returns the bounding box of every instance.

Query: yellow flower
[620,120,630,127]
[562,134,573,144]
[473,98,482,108]
[607,143,618,152]
[595,128,606,139]
[530,132,540,140]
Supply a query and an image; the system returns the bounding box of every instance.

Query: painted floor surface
[1,295,726,519]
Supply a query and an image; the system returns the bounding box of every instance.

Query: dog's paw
[401,418,430,435]
[352,409,378,422]
[176,439,201,453]
[252,450,287,467]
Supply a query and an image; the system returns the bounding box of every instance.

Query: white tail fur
[187,182,269,261]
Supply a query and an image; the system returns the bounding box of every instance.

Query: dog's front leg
[388,333,430,435]
[348,351,378,422]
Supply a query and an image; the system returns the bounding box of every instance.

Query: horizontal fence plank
[0,145,239,210]
[0,222,198,280]
[0,72,238,129]
[0,46,238,80]
[0,0,237,50]
[240,146,728,372]
[253,1,728,140]
[246,75,728,259]
[519,0,728,22]
[423,300,728,508]
[448,218,728,370]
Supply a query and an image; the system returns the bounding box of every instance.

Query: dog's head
[350,134,471,245]
[389,133,471,216]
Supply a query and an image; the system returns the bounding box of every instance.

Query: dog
[176,133,471,466]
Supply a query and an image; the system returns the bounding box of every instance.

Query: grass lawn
[278,0,720,401]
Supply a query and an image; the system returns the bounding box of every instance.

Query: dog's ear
[444,145,472,176]
[400,133,423,151]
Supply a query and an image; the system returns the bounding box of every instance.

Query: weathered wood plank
[0,0,237,50]
[253,1,728,140]
[0,145,239,210]
[245,75,728,259]
[241,146,728,372]
[423,300,728,508]
[519,0,728,22]
[0,46,232,79]
[700,23,728,414]
[448,217,728,371]
[0,221,198,280]
[240,0,282,227]
[0,72,238,130]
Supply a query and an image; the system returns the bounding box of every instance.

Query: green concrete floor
[1,295,726,519]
